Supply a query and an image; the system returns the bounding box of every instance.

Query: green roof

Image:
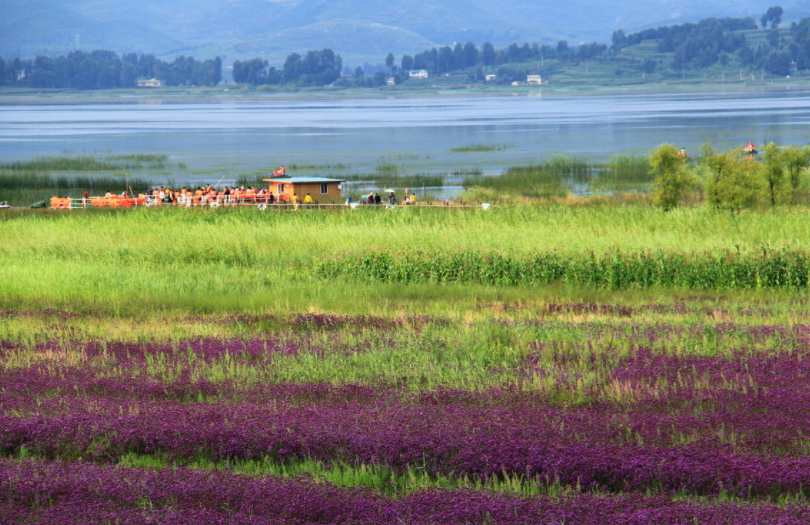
[263,177,345,183]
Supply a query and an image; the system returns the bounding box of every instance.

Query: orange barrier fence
[47,196,492,210]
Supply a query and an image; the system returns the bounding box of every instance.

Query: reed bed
[0,154,168,172]
[451,143,508,152]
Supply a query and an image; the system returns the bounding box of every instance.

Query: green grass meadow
[1,204,809,314]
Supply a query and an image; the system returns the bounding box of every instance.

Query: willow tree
[650,144,696,210]
[761,142,789,207]
[703,146,764,213]
[783,146,810,202]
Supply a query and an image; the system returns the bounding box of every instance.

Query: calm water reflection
[1,90,809,182]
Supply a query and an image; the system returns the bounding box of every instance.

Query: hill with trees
[3,0,810,66]
[5,7,810,90]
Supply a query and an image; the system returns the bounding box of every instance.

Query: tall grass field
[1,204,809,312]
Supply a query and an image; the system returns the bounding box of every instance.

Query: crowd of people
[138,185,287,205]
[353,191,418,206]
[52,182,422,209]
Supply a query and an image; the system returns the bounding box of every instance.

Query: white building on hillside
[137,79,163,88]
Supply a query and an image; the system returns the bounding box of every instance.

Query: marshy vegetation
[451,143,508,152]
[0,153,191,205]
[462,154,654,199]
[0,153,170,172]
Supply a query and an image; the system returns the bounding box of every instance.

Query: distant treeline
[377,12,810,82]
[0,50,222,90]
[232,48,342,87]
[613,17,754,70]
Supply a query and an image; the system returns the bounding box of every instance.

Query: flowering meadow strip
[314,250,810,289]
[6,391,810,497]
[6,311,810,506]
[4,321,810,403]
[4,458,810,525]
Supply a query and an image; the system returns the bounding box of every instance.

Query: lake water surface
[2,89,809,188]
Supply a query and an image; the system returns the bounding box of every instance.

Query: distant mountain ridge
[2,0,809,66]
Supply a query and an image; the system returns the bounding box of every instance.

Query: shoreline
[0,80,806,105]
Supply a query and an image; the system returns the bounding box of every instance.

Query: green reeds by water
[451,143,507,153]
[595,155,654,191]
[463,164,569,198]
[0,172,158,206]
[0,154,169,172]
[286,163,349,171]
[0,172,154,192]
[462,155,651,198]
[0,153,183,205]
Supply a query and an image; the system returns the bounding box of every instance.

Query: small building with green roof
[263,176,345,203]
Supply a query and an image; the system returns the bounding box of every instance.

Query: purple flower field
[3,309,810,523]
[4,458,810,524]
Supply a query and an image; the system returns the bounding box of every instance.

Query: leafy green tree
[704,146,764,212]
[437,46,453,73]
[463,42,479,68]
[385,53,395,71]
[283,53,302,83]
[208,57,222,86]
[783,145,810,201]
[765,49,792,75]
[233,58,268,84]
[611,29,628,50]
[761,142,789,206]
[650,144,697,210]
[370,70,387,86]
[481,42,497,66]
[762,6,784,29]
[400,55,414,71]
[578,42,607,59]
[453,43,465,70]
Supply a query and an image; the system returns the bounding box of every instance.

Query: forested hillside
[2,0,809,64]
[4,10,810,89]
